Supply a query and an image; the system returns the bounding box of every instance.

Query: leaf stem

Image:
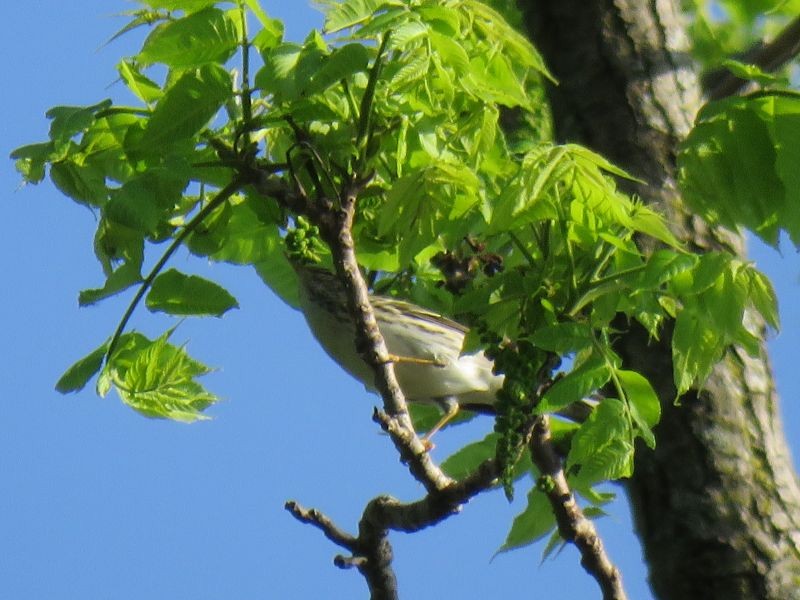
[355,31,391,162]
[105,178,245,361]
[239,1,253,128]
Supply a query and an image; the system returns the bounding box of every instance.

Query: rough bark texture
[517,1,800,598]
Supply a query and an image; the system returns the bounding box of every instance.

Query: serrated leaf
[629,204,682,247]
[254,43,302,97]
[746,267,779,330]
[617,370,660,428]
[110,332,218,422]
[56,341,110,393]
[540,529,566,562]
[146,269,238,316]
[572,437,634,486]
[639,250,697,290]
[138,7,240,68]
[678,94,798,248]
[567,398,629,472]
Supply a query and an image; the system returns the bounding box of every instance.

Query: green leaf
[678,93,800,247]
[302,43,370,95]
[104,166,189,233]
[639,250,697,290]
[745,267,779,330]
[320,0,403,33]
[672,308,723,397]
[118,60,163,103]
[79,261,143,306]
[138,7,241,68]
[46,100,113,148]
[567,398,633,485]
[254,42,302,97]
[539,357,610,413]
[50,161,109,207]
[106,331,218,422]
[617,369,660,448]
[530,322,593,354]
[629,203,682,248]
[441,433,498,479]
[720,59,789,88]
[56,341,110,393]
[498,487,556,553]
[140,0,218,11]
[137,63,232,150]
[146,269,238,316]
[10,142,55,184]
[250,3,284,53]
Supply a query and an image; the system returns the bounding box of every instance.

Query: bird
[293,264,504,442]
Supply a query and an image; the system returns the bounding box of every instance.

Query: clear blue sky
[2,3,798,599]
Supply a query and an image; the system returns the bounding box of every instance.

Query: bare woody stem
[529,415,627,600]
[314,181,454,493]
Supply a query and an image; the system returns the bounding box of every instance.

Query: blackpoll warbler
[294,265,503,439]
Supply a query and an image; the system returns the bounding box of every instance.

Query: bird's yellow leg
[421,397,460,450]
[386,353,448,368]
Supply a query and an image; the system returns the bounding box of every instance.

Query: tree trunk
[517,1,800,598]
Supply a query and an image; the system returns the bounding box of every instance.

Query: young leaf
[567,398,632,484]
[146,269,238,316]
[109,332,218,422]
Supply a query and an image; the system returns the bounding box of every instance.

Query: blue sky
[2,3,798,599]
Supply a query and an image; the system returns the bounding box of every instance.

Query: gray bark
[517,1,800,598]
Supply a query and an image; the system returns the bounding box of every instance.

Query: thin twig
[284,500,357,549]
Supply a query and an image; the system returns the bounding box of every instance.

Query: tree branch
[314,180,454,493]
[284,500,358,549]
[529,415,627,600]
[708,16,800,100]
